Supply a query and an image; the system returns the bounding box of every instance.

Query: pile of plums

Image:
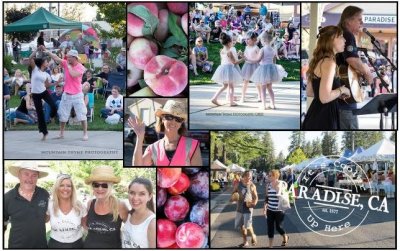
[157,168,209,248]
[127,2,188,97]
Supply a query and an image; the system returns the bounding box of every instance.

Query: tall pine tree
[289,131,305,154]
[322,132,338,156]
[341,132,384,151]
[311,137,322,157]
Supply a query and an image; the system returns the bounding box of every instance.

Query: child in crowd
[210,33,243,107]
[250,31,286,110]
[11,69,27,96]
[240,31,261,103]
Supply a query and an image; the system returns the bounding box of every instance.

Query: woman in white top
[11,69,27,96]
[29,47,57,140]
[122,178,156,248]
[47,174,87,248]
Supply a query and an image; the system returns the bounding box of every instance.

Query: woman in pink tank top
[128,99,203,166]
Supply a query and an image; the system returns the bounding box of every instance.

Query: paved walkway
[4,130,122,159]
[189,82,300,129]
[210,183,395,248]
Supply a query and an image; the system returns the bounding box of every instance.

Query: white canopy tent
[281,164,295,172]
[351,139,395,162]
[229,164,246,172]
[211,159,228,171]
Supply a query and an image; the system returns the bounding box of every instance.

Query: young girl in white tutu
[240,31,260,103]
[211,32,244,106]
[250,31,287,110]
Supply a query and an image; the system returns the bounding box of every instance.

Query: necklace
[19,188,34,199]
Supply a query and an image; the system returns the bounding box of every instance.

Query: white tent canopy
[281,164,295,171]
[228,164,245,172]
[211,159,228,171]
[351,139,395,162]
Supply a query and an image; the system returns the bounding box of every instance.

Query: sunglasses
[162,114,184,123]
[92,182,108,189]
[57,173,71,179]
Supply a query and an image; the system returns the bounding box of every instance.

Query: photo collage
[2,1,397,249]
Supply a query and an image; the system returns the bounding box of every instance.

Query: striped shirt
[267,185,279,211]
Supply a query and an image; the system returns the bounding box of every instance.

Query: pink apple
[155,9,169,42]
[127,35,134,47]
[164,195,190,222]
[181,13,188,35]
[175,222,206,248]
[127,60,143,88]
[167,3,188,15]
[128,3,159,37]
[144,55,188,96]
[129,38,158,70]
[167,172,190,195]
[157,219,177,248]
[157,168,181,188]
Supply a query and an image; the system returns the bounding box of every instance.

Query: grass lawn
[7,95,123,131]
[189,42,300,85]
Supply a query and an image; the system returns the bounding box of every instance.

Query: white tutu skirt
[241,62,259,81]
[211,64,243,85]
[250,64,288,84]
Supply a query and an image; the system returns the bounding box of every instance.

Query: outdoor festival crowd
[227,164,394,248]
[4,162,156,249]
[188,4,299,108]
[4,32,126,137]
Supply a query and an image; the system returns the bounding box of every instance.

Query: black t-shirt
[4,184,49,248]
[336,29,359,67]
[336,29,359,109]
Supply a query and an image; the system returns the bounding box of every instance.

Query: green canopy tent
[4,7,82,33]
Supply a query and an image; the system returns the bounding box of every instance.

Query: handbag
[277,181,291,211]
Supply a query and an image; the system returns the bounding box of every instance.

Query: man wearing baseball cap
[4,161,50,248]
[46,49,88,140]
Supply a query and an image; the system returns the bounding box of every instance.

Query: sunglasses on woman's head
[162,114,184,123]
[57,173,71,179]
[92,182,108,189]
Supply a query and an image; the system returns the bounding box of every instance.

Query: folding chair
[103,72,126,98]
[87,93,95,122]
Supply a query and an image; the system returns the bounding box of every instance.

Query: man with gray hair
[4,161,49,248]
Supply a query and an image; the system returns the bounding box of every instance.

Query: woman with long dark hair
[121,177,156,248]
[302,26,351,129]
[29,47,57,140]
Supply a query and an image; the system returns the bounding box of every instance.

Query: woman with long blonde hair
[47,174,86,248]
[83,166,129,248]
[302,26,351,129]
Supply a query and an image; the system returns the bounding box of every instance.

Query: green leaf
[128,5,159,36]
[131,86,157,97]
[163,36,187,48]
[168,13,187,48]
[138,79,147,89]
[160,48,180,59]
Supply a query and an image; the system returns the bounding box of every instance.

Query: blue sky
[269,131,392,157]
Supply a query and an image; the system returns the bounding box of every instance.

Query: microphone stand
[365,38,397,129]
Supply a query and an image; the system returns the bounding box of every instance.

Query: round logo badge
[292,155,389,237]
